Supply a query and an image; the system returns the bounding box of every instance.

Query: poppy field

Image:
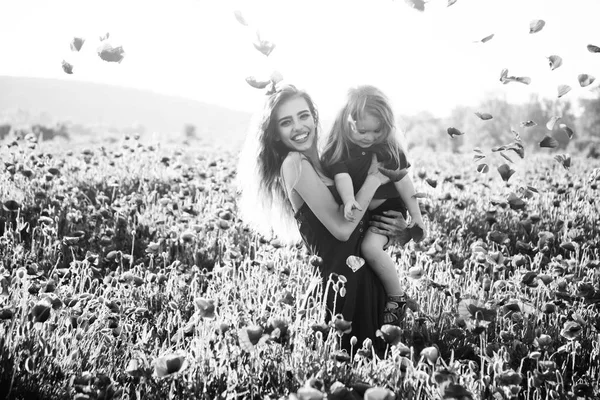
[1,133,599,400]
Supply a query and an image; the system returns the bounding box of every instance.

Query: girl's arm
[393,174,425,228]
[334,173,362,221]
[282,153,383,241]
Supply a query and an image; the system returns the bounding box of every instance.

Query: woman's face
[274,96,316,153]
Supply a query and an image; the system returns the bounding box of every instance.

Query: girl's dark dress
[294,193,386,351]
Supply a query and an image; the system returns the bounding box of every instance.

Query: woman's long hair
[237,84,320,244]
[321,85,405,176]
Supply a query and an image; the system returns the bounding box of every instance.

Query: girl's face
[274,96,316,153]
[349,112,384,148]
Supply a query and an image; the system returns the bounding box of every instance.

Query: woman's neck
[302,146,320,165]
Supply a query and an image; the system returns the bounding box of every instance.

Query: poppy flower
[376,324,402,346]
[194,298,216,319]
[560,321,582,340]
[421,346,439,364]
[238,325,269,351]
[364,387,395,400]
[443,383,473,399]
[295,387,324,400]
[125,358,145,377]
[332,314,352,335]
[29,299,52,323]
[153,353,187,378]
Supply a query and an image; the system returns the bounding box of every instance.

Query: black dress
[295,195,386,351]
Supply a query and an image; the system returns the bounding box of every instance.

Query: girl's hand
[343,200,362,222]
[367,154,390,185]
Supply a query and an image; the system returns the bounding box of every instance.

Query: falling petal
[412,192,428,199]
[245,76,270,89]
[491,145,507,152]
[473,154,486,162]
[554,154,571,169]
[548,55,562,70]
[234,10,248,26]
[99,32,110,41]
[253,31,276,56]
[511,129,521,141]
[500,152,514,163]
[475,112,493,120]
[507,192,526,210]
[546,116,561,130]
[62,60,73,74]
[557,84,571,98]
[502,73,531,85]
[97,43,125,63]
[379,167,408,182]
[497,164,515,182]
[507,142,525,158]
[404,0,426,11]
[578,74,595,87]
[448,0,458,6]
[70,37,85,52]
[270,70,283,84]
[559,123,574,139]
[473,147,483,153]
[539,136,559,148]
[587,44,600,53]
[480,33,494,43]
[529,19,545,34]
[425,178,437,188]
[520,120,537,127]
[346,256,365,272]
[447,127,465,138]
[477,163,489,174]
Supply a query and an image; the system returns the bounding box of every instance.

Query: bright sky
[1,0,599,121]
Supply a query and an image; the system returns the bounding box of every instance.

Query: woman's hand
[369,210,409,249]
[366,154,390,185]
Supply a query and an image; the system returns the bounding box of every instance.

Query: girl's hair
[321,85,405,176]
[237,84,320,244]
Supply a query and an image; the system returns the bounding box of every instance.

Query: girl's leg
[361,230,402,295]
[361,230,407,325]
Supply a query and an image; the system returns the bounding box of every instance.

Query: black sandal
[383,294,407,325]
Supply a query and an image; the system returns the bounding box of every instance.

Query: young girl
[321,85,426,325]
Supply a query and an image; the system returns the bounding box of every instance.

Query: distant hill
[0,76,253,146]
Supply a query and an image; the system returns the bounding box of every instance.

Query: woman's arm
[281,153,383,241]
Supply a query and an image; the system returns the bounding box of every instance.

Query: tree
[578,87,600,138]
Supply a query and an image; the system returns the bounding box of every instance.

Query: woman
[237,84,409,350]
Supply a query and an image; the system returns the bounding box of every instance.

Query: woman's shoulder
[281,152,310,175]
